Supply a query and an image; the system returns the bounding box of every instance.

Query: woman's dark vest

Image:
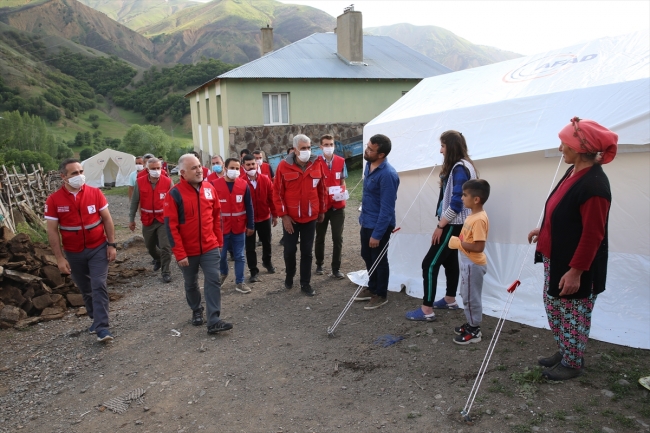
[534,164,611,298]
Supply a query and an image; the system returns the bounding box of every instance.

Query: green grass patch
[101,186,129,196]
[15,222,47,243]
[553,409,567,421]
[346,166,363,202]
[511,367,545,385]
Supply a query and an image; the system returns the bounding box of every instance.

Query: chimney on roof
[261,24,273,56]
[336,5,362,64]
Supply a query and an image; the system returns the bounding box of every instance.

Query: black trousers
[421,224,462,307]
[283,219,317,287]
[246,217,273,276]
[315,207,345,272]
[360,226,393,298]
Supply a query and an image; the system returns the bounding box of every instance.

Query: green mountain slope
[75,0,199,32]
[142,0,335,64]
[365,23,521,71]
[0,0,156,67]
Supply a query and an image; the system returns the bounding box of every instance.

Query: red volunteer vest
[137,175,172,226]
[212,177,248,234]
[45,186,106,253]
[321,155,346,210]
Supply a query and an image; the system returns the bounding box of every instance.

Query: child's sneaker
[454,322,470,335]
[453,325,481,345]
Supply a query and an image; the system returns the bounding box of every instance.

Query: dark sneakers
[249,274,261,283]
[542,362,583,381]
[284,278,293,290]
[331,270,345,279]
[538,351,563,367]
[96,329,114,342]
[162,274,172,283]
[263,264,276,274]
[192,308,204,326]
[301,285,315,296]
[315,265,324,275]
[453,325,482,345]
[354,288,373,301]
[454,323,470,335]
[207,320,233,334]
[153,260,161,272]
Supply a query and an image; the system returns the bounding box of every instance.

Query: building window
[263,93,289,125]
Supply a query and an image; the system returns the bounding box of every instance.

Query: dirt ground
[0,190,649,433]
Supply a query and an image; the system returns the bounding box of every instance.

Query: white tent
[81,149,136,188]
[362,31,650,349]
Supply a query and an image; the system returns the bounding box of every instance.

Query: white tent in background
[362,30,650,349]
[81,149,135,188]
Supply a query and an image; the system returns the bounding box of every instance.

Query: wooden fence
[0,164,60,233]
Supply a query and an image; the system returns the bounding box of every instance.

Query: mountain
[75,0,199,32]
[365,23,521,71]
[141,0,335,64]
[0,0,156,67]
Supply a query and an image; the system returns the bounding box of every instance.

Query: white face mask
[67,174,86,189]
[322,147,334,156]
[227,169,240,179]
[149,169,161,178]
[135,164,144,171]
[246,169,257,177]
[255,159,263,166]
[298,150,311,162]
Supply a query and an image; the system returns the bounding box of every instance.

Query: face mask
[246,169,257,177]
[298,150,311,162]
[212,164,223,173]
[227,169,240,179]
[149,169,161,178]
[322,147,334,156]
[135,164,144,171]
[67,174,85,189]
[255,159,263,165]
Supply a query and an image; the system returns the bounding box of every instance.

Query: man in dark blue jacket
[355,134,400,310]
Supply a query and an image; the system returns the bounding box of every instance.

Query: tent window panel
[263,93,289,125]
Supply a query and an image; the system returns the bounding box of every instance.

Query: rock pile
[0,226,151,329]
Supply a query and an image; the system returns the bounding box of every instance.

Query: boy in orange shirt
[448,179,490,344]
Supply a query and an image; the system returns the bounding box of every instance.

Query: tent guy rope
[327,164,438,336]
[460,156,564,422]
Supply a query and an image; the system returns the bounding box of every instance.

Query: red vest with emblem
[321,155,346,210]
[211,177,248,234]
[137,175,172,226]
[46,186,106,253]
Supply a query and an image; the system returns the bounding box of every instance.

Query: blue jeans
[221,232,246,284]
[66,242,110,332]
[360,226,393,298]
[179,247,222,327]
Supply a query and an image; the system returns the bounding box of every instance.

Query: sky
[273,1,650,55]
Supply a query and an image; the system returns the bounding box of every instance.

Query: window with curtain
[263,93,289,125]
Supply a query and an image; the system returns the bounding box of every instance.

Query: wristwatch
[107,242,117,248]
[436,224,444,230]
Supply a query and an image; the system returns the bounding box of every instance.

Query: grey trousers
[458,252,487,328]
[66,242,110,332]
[142,220,171,276]
[179,247,222,327]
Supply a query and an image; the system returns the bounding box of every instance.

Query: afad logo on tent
[503,53,598,83]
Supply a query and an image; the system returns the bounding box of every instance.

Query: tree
[119,124,171,159]
[88,114,99,121]
[79,148,94,161]
[91,121,99,129]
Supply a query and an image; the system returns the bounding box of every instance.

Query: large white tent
[362,31,650,349]
[81,149,136,188]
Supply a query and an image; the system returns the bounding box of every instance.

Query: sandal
[405,308,437,321]
[432,298,460,310]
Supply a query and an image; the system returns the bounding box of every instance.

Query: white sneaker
[236,283,251,294]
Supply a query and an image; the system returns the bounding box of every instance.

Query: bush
[88,114,99,121]
[79,147,95,161]
[91,121,99,129]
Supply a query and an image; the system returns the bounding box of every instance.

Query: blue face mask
[212,164,223,173]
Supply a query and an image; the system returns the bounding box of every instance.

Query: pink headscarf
[558,117,618,164]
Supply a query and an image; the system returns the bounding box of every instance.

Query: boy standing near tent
[448,179,490,344]
[129,157,174,283]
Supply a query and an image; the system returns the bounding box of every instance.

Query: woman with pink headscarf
[527,117,618,381]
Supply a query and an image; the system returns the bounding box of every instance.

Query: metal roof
[218,33,451,80]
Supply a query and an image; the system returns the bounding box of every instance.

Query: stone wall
[228,122,365,158]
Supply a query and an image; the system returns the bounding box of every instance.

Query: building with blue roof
[184,8,451,161]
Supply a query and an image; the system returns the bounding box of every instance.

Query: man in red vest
[206,155,225,183]
[253,150,274,179]
[164,154,232,334]
[45,158,117,342]
[314,134,348,279]
[273,134,326,296]
[128,157,173,283]
[210,158,255,294]
[138,153,169,180]
[242,154,277,282]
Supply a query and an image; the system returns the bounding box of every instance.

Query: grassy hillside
[365,23,522,71]
[76,0,198,32]
[142,0,335,64]
[0,0,156,67]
